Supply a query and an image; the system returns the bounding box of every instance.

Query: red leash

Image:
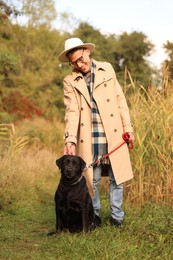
[87,133,133,169]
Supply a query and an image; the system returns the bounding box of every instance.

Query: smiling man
[58,37,134,228]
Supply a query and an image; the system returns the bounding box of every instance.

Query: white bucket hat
[58,37,95,62]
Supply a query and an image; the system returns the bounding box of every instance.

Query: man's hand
[64,142,76,155]
[127,132,135,144]
[126,132,135,149]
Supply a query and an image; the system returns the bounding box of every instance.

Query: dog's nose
[66,169,73,178]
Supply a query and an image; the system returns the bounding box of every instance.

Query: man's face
[68,48,91,73]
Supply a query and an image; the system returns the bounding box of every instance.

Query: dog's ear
[56,155,64,169]
[80,157,86,171]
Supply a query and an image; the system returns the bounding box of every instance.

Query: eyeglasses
[69,49,84,67]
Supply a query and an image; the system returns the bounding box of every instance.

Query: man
[58,37,134,227]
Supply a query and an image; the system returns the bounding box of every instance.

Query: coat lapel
[72,72,91,107]
[93,60,109,90]
[71,60,111,105]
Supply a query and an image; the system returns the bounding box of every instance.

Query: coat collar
[70,59,109,106]
[72,59,106,79]
[72,59,108,87]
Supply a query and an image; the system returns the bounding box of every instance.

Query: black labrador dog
[54,155,95,233]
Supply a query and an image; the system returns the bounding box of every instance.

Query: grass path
[1,184,173,260]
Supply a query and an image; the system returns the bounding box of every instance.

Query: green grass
[0,94,173,260]
[1,181,173,260]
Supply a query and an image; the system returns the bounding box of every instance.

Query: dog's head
[56,155,86,184]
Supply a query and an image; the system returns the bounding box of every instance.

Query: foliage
[73,22,110,61]
[0,0,22,19]
[0,22,65,120]
[74,23,154,86]
[114,31,154,85]
[163,41,173,80]
[0,1,172,123]
[0,4,173,258]
[57,11,79,33]
[1,91,42,120]
[21,0,57,28]
[0,48,20,77]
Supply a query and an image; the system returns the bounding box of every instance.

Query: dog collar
[61,175,83,186]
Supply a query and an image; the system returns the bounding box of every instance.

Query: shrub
[2,91,42,120]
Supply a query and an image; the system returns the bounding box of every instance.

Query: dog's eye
[64,159,71,165]
[71,160,77,166]
[63,159,69,165]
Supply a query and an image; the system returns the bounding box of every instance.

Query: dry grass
[1,76,173,260]
[102,81,173,207]
[0,118,64,207]
[0,83,173,208]
[123,73,173,207]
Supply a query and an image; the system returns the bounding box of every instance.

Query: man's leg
[92,164,102,227]
[92,164,102,215]
[109,165,124,226]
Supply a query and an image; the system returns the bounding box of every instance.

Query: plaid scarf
[83,61,108,157]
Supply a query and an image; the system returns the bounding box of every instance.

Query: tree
[73,23,154,86]
[21,0,57,28]
[0,0,21,20]
[57,11,79,33]
[163,41,173,80]
[73,22,110,61]
[109,31,154,85]
[0,48,19,78]
[0,1,21,87]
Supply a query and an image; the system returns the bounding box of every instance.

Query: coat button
[104,83,107,87]
[81,107,84,111]
[80,140,84,143]
[107,99,110,102]
[114,129,117,132]
[110,114,114,117]
[80,123,84,127]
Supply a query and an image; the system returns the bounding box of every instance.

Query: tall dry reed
[122,71,173,207]
[0,84,173,208]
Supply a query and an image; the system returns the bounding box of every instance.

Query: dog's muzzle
[65,168,74,179]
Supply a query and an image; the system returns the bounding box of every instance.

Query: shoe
[110,217,123,228]
[92,215,102,228]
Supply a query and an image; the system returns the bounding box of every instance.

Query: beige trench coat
[63,59,134,196]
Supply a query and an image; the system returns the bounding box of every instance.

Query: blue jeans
[92,164,124,221]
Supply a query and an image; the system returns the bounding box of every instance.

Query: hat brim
[58,43,95,62]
